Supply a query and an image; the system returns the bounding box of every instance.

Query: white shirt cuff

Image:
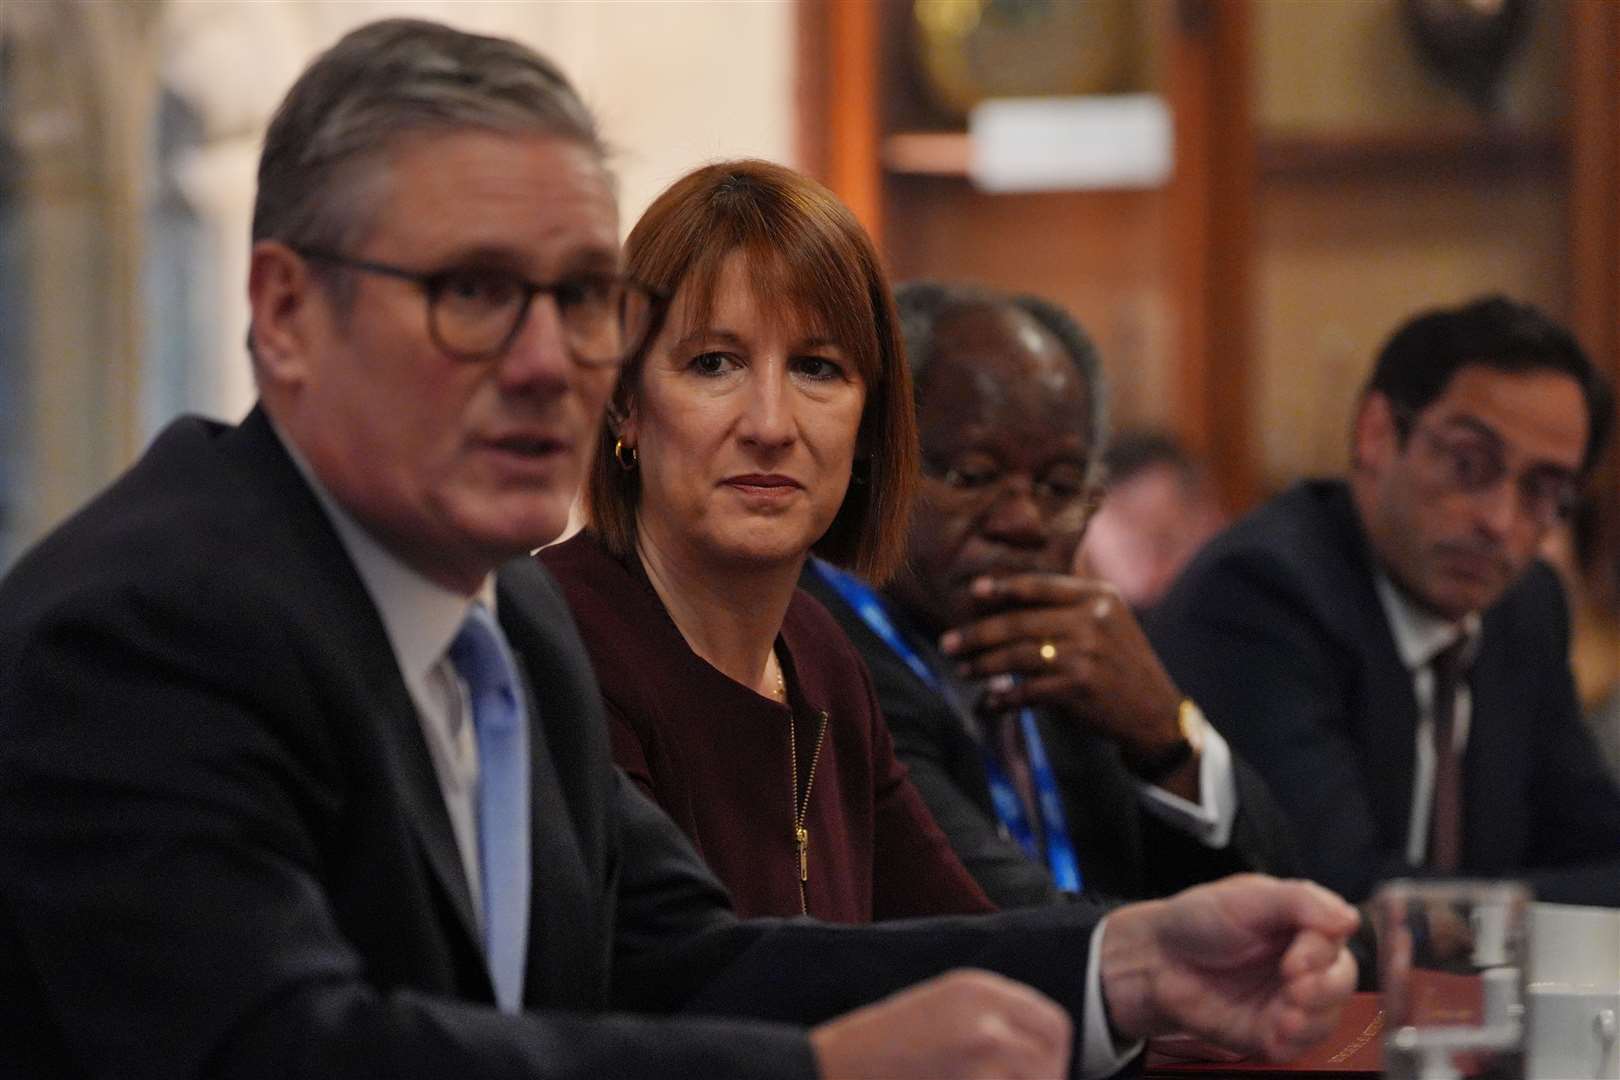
[1081,915,1145,1078]
[1135,723,1237,848]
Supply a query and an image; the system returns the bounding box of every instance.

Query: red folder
[1145,993,1385,1077]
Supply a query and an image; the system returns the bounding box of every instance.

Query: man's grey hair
[894,280,1109,476]
[253,17,604,265]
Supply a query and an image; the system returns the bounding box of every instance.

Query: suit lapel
[497,563,605,1011]
[1327,488,1424,853]
[373,672,484,954]
[1459,628,1521,874]
[506,648,595,1008]
[1354,599,1422,852]
[225,408,483,959]
[879,603,980,737]
[1035,714,1145,895]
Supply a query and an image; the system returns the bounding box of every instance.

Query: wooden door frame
[1162,0,1257,512]
[1568,0,1620,600]
[797,0,883,238]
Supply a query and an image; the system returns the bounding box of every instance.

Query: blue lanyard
[811,559,1083,893]
[977,707,1083,892]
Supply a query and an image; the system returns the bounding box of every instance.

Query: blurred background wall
[2,0,1616,702]
[0,0,796,567]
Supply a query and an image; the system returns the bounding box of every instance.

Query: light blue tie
[448,602,530,1013]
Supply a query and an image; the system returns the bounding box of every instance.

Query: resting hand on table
[938,572,1195,795]
[1100,874,1360,1062]
[810,968,1071,1080]
[810,876,1353,1076]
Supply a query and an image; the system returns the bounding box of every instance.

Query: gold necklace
[790,701,829,916]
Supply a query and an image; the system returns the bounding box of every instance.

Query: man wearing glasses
[1151,295,1620,907]
[0,17,1363,1080]
[805,281,1300,910]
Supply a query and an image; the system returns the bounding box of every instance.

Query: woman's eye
[690,352,739,376]
[793,355,843,380]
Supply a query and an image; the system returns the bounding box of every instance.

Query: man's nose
[496,295,573,391]
[1471,473,1521,540]
[980,477,1047,549]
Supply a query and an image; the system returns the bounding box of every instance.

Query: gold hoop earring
[613,438,638,471]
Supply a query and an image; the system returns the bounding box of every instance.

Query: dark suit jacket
[803,568,1299,909]
[1149,479,1620,905]
[0,409,1102,1080]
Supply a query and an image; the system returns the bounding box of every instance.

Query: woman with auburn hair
[538,159,994,920]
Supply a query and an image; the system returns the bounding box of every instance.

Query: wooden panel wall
[797,0,1252,510]
[1568,0,1620,603]
[1163,0,1256,511]
[797,0,882,237]
[798,0,1615,538]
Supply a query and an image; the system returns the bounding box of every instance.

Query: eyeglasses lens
[1432,436,1574,527]
[432,279,655,366]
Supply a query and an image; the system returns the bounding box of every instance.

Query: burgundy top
[538,531,996,922]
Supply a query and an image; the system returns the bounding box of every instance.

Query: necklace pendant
[795,825,809,882]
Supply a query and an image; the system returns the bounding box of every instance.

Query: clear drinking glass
[1376,880,1529,1080]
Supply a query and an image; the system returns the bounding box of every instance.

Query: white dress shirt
[272,424,492,925]
[1137,722,1239,849]
[1373,574,1481,867]
[1082,917,1142,1075]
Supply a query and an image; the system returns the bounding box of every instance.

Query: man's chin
[449,504,572,564]
[936,589,983,635]
[1420,576,1506,623]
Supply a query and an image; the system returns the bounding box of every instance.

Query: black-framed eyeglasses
[295,246,664,368]
[924,455,1102,521]
[1393,404,1580,529]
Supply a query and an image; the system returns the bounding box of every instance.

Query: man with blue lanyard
[806,281,1299,908]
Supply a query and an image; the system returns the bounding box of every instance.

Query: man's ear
[247,240,321,392]
[1350,392,1399,476]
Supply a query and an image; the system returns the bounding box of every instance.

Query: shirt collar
[1373,571,1481,672]
[267,416,495,688]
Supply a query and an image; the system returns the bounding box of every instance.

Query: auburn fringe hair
[583,159,917,583]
